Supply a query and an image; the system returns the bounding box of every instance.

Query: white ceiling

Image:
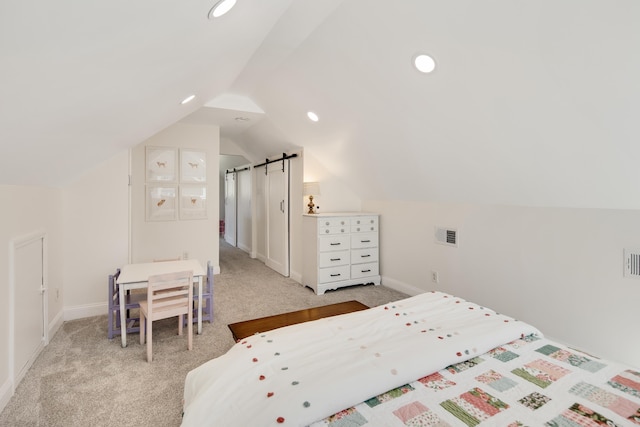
[2,1,639,208]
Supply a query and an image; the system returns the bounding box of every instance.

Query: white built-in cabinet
[302,213,381,295]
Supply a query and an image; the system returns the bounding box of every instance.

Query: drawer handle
[330,273,341,277]
[361,240,371,243]
[361,254,371,258]
[330,243,341,246]
[325,222,330,226]
[330,258,341,261]
[361,269,371,273]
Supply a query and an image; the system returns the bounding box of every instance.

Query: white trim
[63,302,108,321]
[48,309,64,338]
[0,378,12,415]
[380,275,423,297]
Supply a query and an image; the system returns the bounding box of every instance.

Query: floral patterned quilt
[182,291,639,427]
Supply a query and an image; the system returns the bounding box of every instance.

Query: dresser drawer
[350,262,379,279]
[319,225,349,235]
[319,250,350,268]
[351,248,378,264]
[319,235,350,252]
[318,217,349,229]
[351,223,378,233]
[318,265,350,284]
[351,216,378,227]
[350,232,378,249]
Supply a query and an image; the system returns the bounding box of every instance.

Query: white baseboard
[0,378,13,416]
[64,302,107,321]
[48,309,64,342]
[380,276,424,296]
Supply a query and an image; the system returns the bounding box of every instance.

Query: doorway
[220,155,251,253]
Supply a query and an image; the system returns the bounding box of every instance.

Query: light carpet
[0,240,407,427]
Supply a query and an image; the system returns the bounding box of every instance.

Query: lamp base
[307,195,316,214]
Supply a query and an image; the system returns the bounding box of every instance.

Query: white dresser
[302,213,381,295]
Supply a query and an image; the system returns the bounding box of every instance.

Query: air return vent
[435,226,458,247]
[624,248,640,279]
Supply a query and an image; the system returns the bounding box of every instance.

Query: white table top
[117,259,205,284]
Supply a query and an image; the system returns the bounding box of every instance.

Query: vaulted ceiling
[2,1,639,208]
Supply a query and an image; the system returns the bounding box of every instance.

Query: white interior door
[236,168,252,253]
[14,234,45,386]
[265,160,289,277]
[224,171,237,246]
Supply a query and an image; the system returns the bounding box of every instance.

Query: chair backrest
[109,268,121,305]
[146,270,193,322]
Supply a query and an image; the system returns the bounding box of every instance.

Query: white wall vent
[435,226,458,247]
[624,248,640,279]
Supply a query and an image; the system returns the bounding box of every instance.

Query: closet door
[224,171,237,246]
[14,234,45,386]
[265,160,289,277]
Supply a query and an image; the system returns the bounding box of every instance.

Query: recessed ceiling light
[181,94,196,105]
[307,111,319,122]
[414,54,436,73]
[208,0,237,19]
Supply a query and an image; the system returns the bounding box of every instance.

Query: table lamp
[303,182,321,214]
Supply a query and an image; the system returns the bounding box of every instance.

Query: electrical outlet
[183,251,188,260]
[431,271,439,283]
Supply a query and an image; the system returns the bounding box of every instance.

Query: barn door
[265,160,289,277]
[224,171,237,246]
[13,231,46,388]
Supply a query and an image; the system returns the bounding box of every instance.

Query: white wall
[0,185,64,410]
[236,169,252,254]
[289,154,304,283]
[62,150,130,319]
[302,150,361,214]
[363,199,640,368]
[131,122,220,271]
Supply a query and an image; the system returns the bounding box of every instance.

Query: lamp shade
[303,181,321,196]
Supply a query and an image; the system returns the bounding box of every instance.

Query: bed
[182,291,640,426]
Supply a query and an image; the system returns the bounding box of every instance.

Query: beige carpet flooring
[0,240,407,427]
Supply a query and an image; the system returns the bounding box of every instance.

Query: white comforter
[182,291,541,427]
